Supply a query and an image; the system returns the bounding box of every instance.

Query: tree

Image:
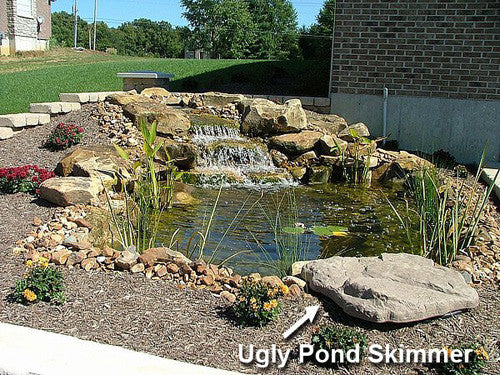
[181,0,300,59]
[51,11,89,47]
[300,0,336,59]
[246,0,300,59]
[212,0,254,58]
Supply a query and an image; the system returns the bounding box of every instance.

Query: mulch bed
[0,106,498,374]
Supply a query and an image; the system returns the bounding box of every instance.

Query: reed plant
[104,119,177,253]
[252,189,311,277]
[388,149,498,265]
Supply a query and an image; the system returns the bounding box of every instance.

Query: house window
[17,0,34,18]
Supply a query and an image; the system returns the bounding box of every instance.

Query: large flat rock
[301,253,479,323]
[40,177,103,207]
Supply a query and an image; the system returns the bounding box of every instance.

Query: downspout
[327,0,337,100]
[382,87,388,145]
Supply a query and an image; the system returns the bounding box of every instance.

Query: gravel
[0,106,498,374]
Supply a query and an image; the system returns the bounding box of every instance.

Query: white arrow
[282,305,320,339]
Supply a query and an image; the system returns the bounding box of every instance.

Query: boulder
[240,98,307,136]
[158,138,198,170]
[307,166,331,184]
[319,134,348,156]
[289,167,307,181]
[107,92,151,106]
[338,122,370,141]
[122,102,191,137]
[373,150,434,181]
[268,131,323,156]
[201,92,246,107]
[40,177,103,207]
[293,151,317,165]
[301,253,480,323]
[270,149,288,167]
[140,87,170,97]
[55,146,121,177]
[140,247,191,266]
[306,110,348,135]
[115,250,138,270]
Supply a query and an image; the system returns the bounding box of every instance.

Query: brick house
[0,0,54,55]
[329,0,499,164]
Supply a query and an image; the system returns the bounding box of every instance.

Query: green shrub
[311,325,368,365]
[13,257,65,305]
[45,123,84,150]
[232,281,289,327]
[440,343,489,375]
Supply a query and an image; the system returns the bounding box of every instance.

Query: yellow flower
[251,303,258,311]
[263,302,271,311]
[26,260,33,268]
[281,285,289,295]
[475,347,489,361]
[269,299,278,309]
[267,288,276,297]
[249,297,256,304]
[23,289,37,302]
[38,257,49,268]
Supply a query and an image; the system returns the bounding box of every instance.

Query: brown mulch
[0,106,499,374]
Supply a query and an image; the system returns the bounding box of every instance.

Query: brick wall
[330,0,500,101]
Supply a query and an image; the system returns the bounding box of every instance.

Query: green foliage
[440,343,489,375]
[388,150,498,265]
[311,325,368,364]
[107,120,179,253]
[299,0,336,59]
[232,281,288,326]
[44,123,84,151]
[12,258,65,305]
[181,0,300,59]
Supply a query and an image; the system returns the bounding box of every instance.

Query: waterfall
[189,121,292,186]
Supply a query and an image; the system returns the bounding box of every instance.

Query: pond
[157,182,418,275]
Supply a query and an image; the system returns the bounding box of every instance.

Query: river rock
[301,253,480,323]
[115,250,138,270]
[122,102,191,137]
[307,166,331,184]
[373,149,434,181]
[40,177,103,207]
[240,98,307,136]
[269,131,323,156]
[270,149,288,167]
[306,110,348,135]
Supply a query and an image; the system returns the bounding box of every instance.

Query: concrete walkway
[0,322,243,375]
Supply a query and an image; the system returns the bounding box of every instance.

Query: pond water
[156,182,418,275]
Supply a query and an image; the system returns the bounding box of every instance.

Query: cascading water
[189,120,292,186]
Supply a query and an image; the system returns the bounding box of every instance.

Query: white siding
[17,0,34,18]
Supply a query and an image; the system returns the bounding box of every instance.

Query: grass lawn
[0,48,330,115]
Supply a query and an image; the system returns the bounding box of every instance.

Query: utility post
[73,0,78,48]
[93,0,98,50]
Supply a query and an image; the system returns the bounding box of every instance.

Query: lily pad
[311,226,348,237]
[282,226,305,235]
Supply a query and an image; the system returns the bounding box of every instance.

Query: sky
[51,0,324,29]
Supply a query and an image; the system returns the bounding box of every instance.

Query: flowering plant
[232,281,288,327]
[0,165,55,194]
[45,122,84,150]
[12,257,65,305]
[440,343,489,375]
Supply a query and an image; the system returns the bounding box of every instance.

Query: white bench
[117,71,174,92]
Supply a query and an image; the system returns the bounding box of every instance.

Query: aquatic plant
[388,149,498,265]
[105,119,179,253]
[253,189,311,277]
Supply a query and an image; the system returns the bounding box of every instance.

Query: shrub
[440,343,489,375]
[12,257,65,305]
[0,165,55,194]
[45,123,84,150]
[311,325,368,365]
[232,281,289,327]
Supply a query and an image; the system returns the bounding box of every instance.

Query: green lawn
[0,49,329,114]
